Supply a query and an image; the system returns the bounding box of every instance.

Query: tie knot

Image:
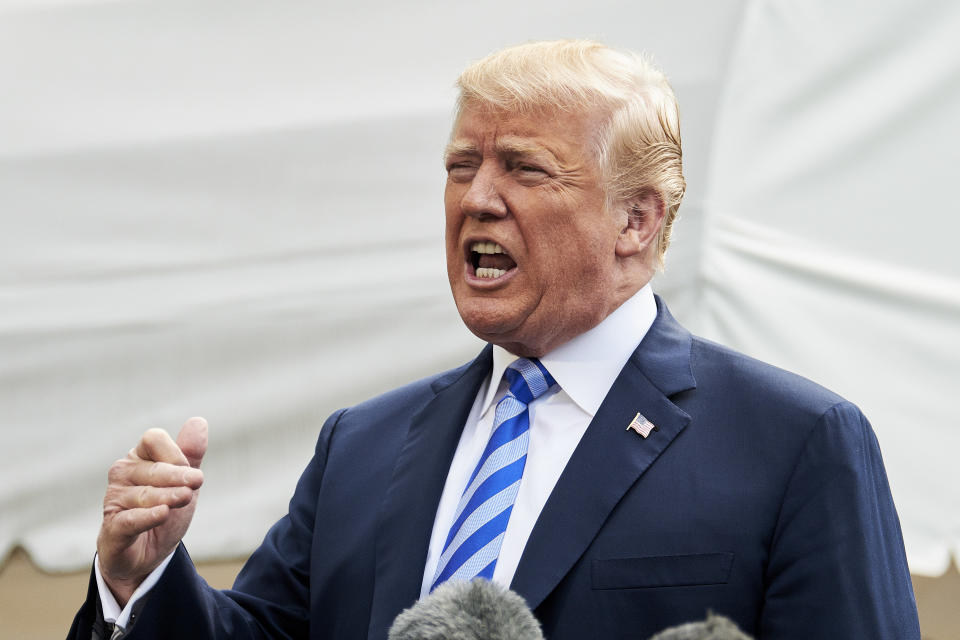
[504,358,556,404]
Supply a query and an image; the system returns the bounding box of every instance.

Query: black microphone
[648,612,753,640]
[388,579,544,640]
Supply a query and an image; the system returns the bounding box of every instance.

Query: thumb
[176,416,208,469]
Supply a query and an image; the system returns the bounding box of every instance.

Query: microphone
[648,612,753,640]
[388,579,544,640]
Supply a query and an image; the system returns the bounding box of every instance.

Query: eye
[446,162,477,182]
[514,162,544,174]
[509,160,549,184]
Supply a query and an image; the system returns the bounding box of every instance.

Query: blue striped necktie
[431,357,557,590]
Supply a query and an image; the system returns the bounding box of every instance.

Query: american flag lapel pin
[626,412,658,438]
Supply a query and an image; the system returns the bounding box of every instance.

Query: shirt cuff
[95,549,177,630]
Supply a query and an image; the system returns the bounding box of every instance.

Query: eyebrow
[444,140,480,158]
[444,137,557,161]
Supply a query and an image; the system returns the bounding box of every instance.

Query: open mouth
[469,241,517,279]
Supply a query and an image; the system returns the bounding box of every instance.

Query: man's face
[444,104,631,356]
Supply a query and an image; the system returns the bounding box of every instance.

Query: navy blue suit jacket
[71,298,920,639]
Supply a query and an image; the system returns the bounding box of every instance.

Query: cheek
[539,224,618,291]
[444,196,462,246]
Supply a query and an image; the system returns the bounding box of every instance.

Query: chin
[459,311,513,344]
[456,298,520,340]
[459,310,555,357]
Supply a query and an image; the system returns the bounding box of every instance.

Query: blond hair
[455,39,685,266]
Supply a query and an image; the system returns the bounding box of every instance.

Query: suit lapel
[366,346,492,638]
[511,298,696,610]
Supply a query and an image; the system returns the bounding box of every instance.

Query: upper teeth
[471,242,504,254]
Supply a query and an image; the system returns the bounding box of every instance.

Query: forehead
[447,105,604,162]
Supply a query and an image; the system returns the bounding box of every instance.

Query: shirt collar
[480,284,658,418]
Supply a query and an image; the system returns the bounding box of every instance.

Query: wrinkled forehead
[448,101,609,160]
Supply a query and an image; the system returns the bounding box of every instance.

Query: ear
[615,190,665,259]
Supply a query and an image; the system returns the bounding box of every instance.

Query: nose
[460,163,507,219]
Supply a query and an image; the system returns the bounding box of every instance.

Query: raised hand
[96,417,208,606]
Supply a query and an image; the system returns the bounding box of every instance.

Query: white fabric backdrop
[1,0,956,576]
[699,0,960,576]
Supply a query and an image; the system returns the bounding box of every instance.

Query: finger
[135,428,190,466]
[103,504,172,543]
[176,417,208,469]
[119,459,204,489]
[110,485,196,511]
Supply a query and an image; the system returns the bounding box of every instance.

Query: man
[71,40,920,639]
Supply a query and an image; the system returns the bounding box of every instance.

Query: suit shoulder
[687,335,852,419]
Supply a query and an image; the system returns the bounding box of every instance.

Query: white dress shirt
[99,284,658,622]
[95,549,175,631]
[419,284,657,595]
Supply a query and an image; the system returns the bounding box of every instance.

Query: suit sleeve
[67,408,345,640]
[759,402,920,639]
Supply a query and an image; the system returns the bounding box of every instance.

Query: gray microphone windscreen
[388,579,544,640]
[648,612,753,640]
